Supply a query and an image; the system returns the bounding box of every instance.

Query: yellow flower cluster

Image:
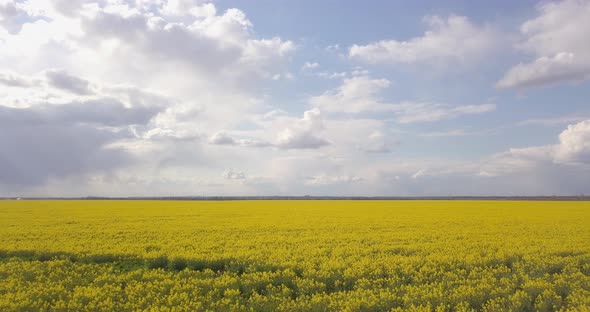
[0,200,589,311]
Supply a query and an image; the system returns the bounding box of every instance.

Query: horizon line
[2,195,590,201]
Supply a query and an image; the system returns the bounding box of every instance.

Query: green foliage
[147,255,168,269]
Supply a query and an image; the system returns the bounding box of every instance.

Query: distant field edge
[2,196,590,201]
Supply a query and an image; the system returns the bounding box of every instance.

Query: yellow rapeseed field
[0,200,589,311]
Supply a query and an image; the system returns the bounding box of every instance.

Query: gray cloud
[222,168,246,181]
[208,132,273,148]
[49,99,160,127]
[0,71,34,87]
[276,133,329,149]
[0,107,130,187]
[0,96,163,189]
[2,99,160,127]
[209,132,237,145]
[45,70,93,95]
[50,0,92,17]
[0,0,41,34]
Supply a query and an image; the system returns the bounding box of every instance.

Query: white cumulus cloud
[497,0,590,89]
[555,120,590,164]
[349,15,498,67]
[276,108,330,149]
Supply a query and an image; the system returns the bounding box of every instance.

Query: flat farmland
[0,200,589,311]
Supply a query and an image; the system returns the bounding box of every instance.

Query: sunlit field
[1,200,589,311]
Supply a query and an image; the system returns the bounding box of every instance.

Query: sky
[1,0,590,197]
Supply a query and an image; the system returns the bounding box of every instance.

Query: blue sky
[1,0,590,196]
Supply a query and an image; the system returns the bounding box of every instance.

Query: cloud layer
[0,1,589,196]
[310,75,495,122]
